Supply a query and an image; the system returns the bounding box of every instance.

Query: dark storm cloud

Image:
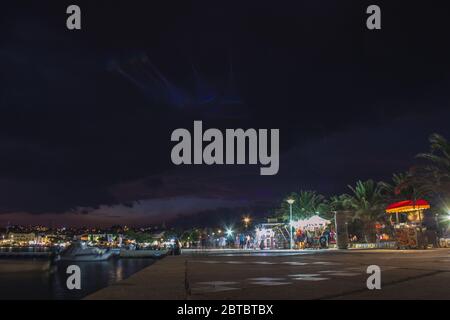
[0,1,450,221]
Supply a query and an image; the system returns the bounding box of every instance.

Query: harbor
[0,244,170,299]
[0,255,158,300]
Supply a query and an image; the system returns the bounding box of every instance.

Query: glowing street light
[243,216,251,229]
[226,228,233,237]
[287,199,295,250]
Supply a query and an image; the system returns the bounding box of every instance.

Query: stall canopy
[291,215,331,229]
[385,199,430,214]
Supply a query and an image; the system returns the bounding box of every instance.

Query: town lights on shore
[286,199,295,250]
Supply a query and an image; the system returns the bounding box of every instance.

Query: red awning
[386,199,430,213]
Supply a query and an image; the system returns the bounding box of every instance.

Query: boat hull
[57,252,114,262]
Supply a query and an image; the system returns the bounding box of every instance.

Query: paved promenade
[87,248,450,300]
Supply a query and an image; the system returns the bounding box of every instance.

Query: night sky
[1,1,450,226]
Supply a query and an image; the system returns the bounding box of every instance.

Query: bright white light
[226,228,233,237]
[287,199,295,205]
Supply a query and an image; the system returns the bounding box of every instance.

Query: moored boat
[57,242,114,262]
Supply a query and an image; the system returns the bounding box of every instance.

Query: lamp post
[287,199,295,250]
[243,216,251,229]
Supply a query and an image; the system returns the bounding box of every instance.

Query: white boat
[57,242,114,262]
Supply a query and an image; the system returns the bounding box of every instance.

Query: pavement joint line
[314,270,444,300]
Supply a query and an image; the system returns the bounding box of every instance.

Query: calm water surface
[0,256,155,300]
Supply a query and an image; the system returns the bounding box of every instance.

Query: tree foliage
[278,190,329,221]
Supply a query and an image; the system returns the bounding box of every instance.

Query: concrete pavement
[86,248,450,300]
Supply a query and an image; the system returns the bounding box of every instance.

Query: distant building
[79,233,115,243]
[9,232,36,243]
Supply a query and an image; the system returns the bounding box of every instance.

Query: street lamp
[243,216,251,229]
[287,199,295,250]
[226,228,233,237]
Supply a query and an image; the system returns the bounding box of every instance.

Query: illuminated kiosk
[255,216,332,249]
[291,215,332,249]
[386,199,430,249]
[255,219,292,249]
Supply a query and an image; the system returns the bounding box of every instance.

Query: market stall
[254,224,278,249]
[291,215,334,249]
[255,216,334,250]
[386,199,430,249]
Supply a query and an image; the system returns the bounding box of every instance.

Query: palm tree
[278,190,329,221]
[329,194,351,212]
[346,180,384,242]
[379,172,408,200]
[415,133,450,199]
[379,172,430,202]
[328,193,353,223]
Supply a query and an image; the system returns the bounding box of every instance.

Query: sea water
[0,256,155,300]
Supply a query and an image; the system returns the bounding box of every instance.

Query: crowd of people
[192,225,336,250]
[295,227,336,249]
[198,233,258,249]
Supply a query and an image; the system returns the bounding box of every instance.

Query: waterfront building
[8,232,36,244]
